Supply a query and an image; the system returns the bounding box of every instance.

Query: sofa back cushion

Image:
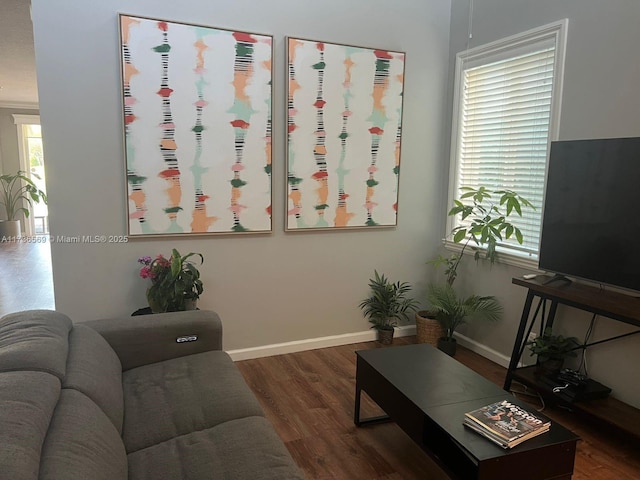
[0,310,127,478]
[40,389,127,480]
[64,324,124,433]
[0,371,61,480]
[0,310,71,377]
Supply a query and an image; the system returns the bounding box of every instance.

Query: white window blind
[449,21,567,264]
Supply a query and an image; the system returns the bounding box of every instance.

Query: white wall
[448,0,640,407]
[31,1,451,348]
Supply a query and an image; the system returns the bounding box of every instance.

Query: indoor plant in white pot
[0,170,47,238]
[359,270,419,345]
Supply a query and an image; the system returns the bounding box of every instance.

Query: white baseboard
[228,326,523,369]
[228,325,416,361]
[453,332,525,368]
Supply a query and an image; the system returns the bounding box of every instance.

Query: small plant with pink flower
[137,249,204,313]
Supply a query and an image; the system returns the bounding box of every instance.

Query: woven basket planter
[377,328,395,345]
[415,311,444,346]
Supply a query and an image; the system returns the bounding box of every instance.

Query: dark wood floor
[0,239,55,317]
[237,337,640,480]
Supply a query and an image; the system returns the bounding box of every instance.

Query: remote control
[523,274,537,279]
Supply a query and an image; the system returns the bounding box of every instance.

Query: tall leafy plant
[0,170,47,220]
[359,271,419,331]
[430,186,534,286]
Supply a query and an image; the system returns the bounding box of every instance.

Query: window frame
[13,114,44,236]
[446,20,568,270]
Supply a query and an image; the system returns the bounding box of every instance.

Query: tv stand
[505,277,640,438]
[542,273,572,286]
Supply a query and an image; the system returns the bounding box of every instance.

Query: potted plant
[426,283,502,356]
[527,328,580,376]
[359,270,419,345]
[138,248,204,313]
[417,187,533,348]
[0,170,47,238]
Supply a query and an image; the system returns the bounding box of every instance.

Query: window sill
[443,240,541,272]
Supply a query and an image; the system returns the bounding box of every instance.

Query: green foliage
[430,186,535,286]
[427,253,461,287]
[527,327,580,361]
[426,283,502,340]
[144,249,204,313]
[359,270,419,331]
[0,170,47,221]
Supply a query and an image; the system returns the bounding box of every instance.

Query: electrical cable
[577,314,597,376]
[510,381,546,412]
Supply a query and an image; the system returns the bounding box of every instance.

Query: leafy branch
[0,170,47,220]
[430,186,535,286]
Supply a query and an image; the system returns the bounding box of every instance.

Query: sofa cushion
[122,350,265,453]
[63,325,124,433]
[127,416,305,480]
[0,310,71,378]
[40,389,127,480]
[0,371,60,480]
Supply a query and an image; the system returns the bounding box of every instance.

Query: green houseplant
[0,170,47,238]
[430,186,535,286]
[426,283,502,356]
[359,270,419,345]
[138,249,204,313]
[527,327,580,376]
[418,186,533,351]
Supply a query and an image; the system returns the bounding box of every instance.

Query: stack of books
[463,399,551,449]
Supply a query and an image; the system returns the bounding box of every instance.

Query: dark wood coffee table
[355,344,579,480]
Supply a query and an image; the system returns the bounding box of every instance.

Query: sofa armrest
[81,310,223,371]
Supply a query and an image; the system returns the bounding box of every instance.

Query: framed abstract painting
[286,37,406,231]
[120,14,273,236]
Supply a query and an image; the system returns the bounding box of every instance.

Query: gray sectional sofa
[0,309,304,480]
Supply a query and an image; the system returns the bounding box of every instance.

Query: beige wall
[448,0,640,407]
[31,1,451,348]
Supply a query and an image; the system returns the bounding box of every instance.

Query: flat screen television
[538,137,640,291]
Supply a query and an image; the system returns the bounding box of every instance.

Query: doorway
[13,114,47,235]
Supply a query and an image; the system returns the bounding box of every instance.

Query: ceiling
[0,0,38,108]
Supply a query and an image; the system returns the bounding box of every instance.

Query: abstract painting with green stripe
[286,37,405,231]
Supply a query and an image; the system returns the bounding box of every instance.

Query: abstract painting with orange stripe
[120,15,273,236]
[286,37,405,231]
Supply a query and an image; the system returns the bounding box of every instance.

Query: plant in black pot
[527,328,580,377]
[429,186,535,286]
[426,283,502,356]
[359,270,419,345]
[138,248,204,313]
[418,187,533,348]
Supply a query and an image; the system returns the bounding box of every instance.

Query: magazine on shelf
[463,399,551,448]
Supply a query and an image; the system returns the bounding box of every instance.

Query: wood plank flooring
[236,337,640,480]
[0,239,55,317]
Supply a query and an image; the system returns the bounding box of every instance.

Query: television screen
[538,137,640,291]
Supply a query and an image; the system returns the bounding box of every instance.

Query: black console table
[505,277,640,437]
